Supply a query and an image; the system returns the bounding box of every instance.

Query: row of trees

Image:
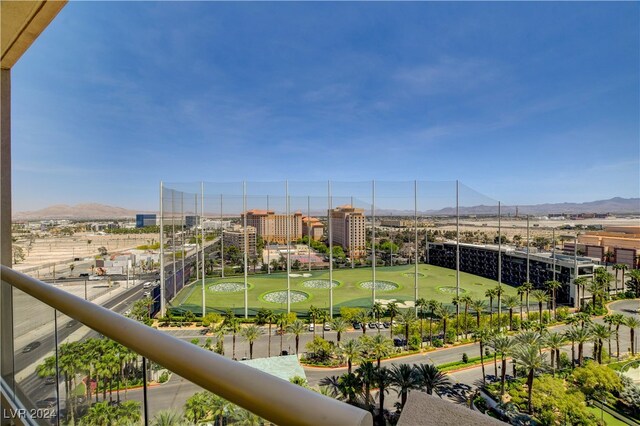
[37,338,142,424]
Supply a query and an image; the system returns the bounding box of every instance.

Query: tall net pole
[498,200,502,326]
[350,196,354,269]
[286,180,291,314]
[328,181,333,318]
[201,182,205,317]
[195,193,199,282]
[181,192,185,293]
[526,215,530,283]
[243,181,248,318]
[159,181,165,317]
[267,195,270,275]
[220,194,224,279]
[308,195,311,272]
[172,189,177,300]
[414,180,418,314]
[372,180,376,306]
[552,227,556,282]
[455,180,460,298]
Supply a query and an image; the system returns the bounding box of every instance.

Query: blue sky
[12,1,639,211]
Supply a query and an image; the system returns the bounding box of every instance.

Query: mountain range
[13,197,640,220]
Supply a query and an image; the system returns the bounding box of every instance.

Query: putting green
[175,264,516,315]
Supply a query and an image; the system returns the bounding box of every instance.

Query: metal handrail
[0,266,372,426]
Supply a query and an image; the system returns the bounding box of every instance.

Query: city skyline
[12,2,639,211]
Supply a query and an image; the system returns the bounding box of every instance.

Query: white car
[308,324,315,332]
[143,282,151,289]
[88,275,104,281]
[143,291,150,298]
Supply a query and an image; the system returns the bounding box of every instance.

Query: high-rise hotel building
[242,210,303,243]
[330,205,366,259]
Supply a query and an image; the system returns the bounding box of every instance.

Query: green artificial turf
[175,264,516,315]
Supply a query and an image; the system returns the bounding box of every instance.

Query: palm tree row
[320,362,450,425]
[37,338,140,424]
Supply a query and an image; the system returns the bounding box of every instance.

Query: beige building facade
[302,216,325,241]
[242,210,303,244]
[223,226,257,256]
[330,205,366,259]
[578,226,640,268]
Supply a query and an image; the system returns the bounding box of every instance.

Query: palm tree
[338,372,362,405]
[503,295,519,331]
[398,309,416,348]
[184,392,210,424]
[603,314,615,360]
[545,280,562,320]
[375,367,392,425]
[415,297,427,347]
[427,299,440,346]
[386,302,400,338]
[369,334,393,368]
[308,305,319,339]
[590,323,611,364]
[224,314,242,359]
[485,288,497,328]
[571,325,592,366]
[627,317,640,356]
[530,289,548,324]
[470,299,485,328]
[390,363,417,409]
[436,304,453,345]
[241,324,263,359]
[287,320,305,355]
[613,263,623,294]
[493,285,504,329]
[372,302,385,331]
[512,344,548,414]
[152,410,185,426]
[355,361,376,407]
[619,264,629,294]
[475,327,491,385]
[610,313,626,359]
[520,281,533,317]
[257,308,274,357]
[460,295,472,339]
[517,286,526,321]
[574,277,589,311]
[318,309,330,339]
[564,327,578,368]
[339,339,362,374]
[413,363,450,396]
[452,296,461,339]
[276,313,289,354]
[330,317,349,343]
[544,332,565,375]
[491,334,516,395]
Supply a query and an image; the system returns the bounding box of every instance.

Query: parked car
[143,282,152,289]
[308,324,315,332]
[143,291,150,298]
[79,273,89,277]
[22,341,41,353]
[376,322,384,329]
[44,376,56,385]
[383,322,390,328]
[323,323,331,331]
[353,322,362,330]
[393,338,407,347]
[367,322,376,329]
[36,398,56,408]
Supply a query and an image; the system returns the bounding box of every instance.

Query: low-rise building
[578,226,640,268]
[302,216,324,241]
[136,214,157,228]
[223,226,257,256]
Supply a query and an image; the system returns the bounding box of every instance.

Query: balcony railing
[0,265,372,426]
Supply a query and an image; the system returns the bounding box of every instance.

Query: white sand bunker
[375,298,415,309]
[289,273,313,278]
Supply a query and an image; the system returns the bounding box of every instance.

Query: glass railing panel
[12,286,59,425]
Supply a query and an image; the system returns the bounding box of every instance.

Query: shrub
[572,361,622,402]
[556,307,570,321]
[432,338,443,348]
[201,312,222,327]
[408,335,421,351]
[159,371,170,383]
[462,353,469,363]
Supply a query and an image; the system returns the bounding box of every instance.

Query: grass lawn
[586,406,628,426]
[175,264,517,316]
